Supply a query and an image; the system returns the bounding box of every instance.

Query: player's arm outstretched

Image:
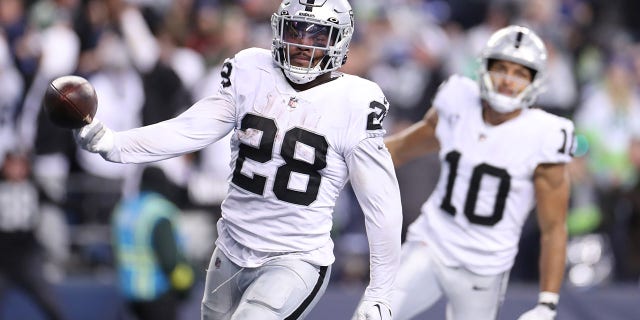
[74,54,238,164]
[518,162,570,320]
[74,97,236,164]
[384,107,440,167]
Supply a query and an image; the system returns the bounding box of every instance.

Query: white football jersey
[406,75,574,275]
[105,48,402,303]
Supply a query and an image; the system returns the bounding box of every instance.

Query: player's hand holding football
[73,119,114,155]
[351,300,392,320]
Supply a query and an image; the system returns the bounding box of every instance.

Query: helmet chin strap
[486,92,521,113]
[284,69,319,84]
[481,72,536,113]
[283,61,324,84]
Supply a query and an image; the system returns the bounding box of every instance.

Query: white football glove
[518,291,558,320]
[351,301,392,320]
[517,304,557,320]
[73,119,114,155]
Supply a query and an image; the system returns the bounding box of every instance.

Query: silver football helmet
[478,25,547,113]
[271,0,354,84]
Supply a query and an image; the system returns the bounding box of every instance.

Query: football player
[381,26,572,320]
[74,0,402,319]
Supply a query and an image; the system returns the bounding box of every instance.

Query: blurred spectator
[0,150,66,320]
[112,166,194,320]
[367,4,448,124]
[536,39,578,117]
[0,0,36,89]
[13,3,82,261]
[575,56,640,194]
[514,1,579,117]
[444,0,515,77]
[117,4,199,210]
[73,28,144,223]
[625,136,640,279]
[189,64,232,214]
[0,33,23,166]
[184,1,222,65]
[16,0,80,150]
[574,55,640,280]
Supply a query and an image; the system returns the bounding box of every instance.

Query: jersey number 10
[440,128,573,226]
[440,150,511,226]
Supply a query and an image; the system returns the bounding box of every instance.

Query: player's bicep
[534,163,570,232]
[348,138,397,192]
[348,138,401,218]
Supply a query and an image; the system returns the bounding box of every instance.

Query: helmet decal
[514,31,523,49]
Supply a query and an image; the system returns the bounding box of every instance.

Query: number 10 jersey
[406,75,574,275]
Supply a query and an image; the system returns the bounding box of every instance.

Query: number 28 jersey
[105,48,401,301]
[406,75,574,275]
[216,48,399,268]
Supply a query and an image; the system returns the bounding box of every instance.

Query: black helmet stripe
[515,31,523,48]
[304,0,315,11]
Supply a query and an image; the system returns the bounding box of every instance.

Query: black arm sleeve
[151,218,178,275]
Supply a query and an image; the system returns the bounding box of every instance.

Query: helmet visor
[279,19,338,71]
[282,20,335,48]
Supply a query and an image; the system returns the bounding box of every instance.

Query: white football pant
[201,247,331,320]
[391,241,509,320]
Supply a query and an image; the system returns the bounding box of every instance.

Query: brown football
[43,75,98,129]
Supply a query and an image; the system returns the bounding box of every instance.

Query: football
[43,75,98,129]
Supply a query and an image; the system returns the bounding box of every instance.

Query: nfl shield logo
[288,97,298,109]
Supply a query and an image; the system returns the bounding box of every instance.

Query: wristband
[538,291,559,311]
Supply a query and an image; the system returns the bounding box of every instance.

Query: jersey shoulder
[329,74,388,115]
[318,74,389,154]
[527,108,575,132]
[221,48,281,94]
[337,74,389,132]
[433,74,480,115]
[231,47,274,71]
[525,109,575,163]
[339,73,386,103]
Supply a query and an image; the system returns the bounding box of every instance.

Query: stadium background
[1,0,640,319]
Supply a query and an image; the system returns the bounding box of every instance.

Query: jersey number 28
[231,114,328,206]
